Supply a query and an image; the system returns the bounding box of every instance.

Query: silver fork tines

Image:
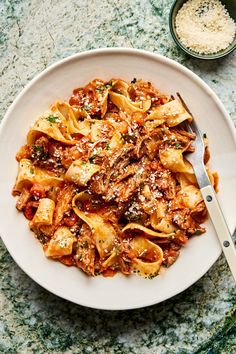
[177,93,211,189]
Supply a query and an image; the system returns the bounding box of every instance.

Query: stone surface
[0,0,235,353]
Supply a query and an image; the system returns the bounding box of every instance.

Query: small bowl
[169,0,236,60]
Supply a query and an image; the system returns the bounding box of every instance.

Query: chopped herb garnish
[132,215,140,221]
[115,245,120,255]
[32,145,43,153]
[121,133,136,144]
[193,230,202,236]
[30,167,34,174]
[32,145,48,160]
[38,233,47,244]
[83,241,88,248]
[125,209,141,222]
[83,105,91,111]
[105,81,113,89]
[96,86,105,92]
[168,235,175,240]
[148,271,159,279]
[131,78,137,84]
[105,143,110,150]
[175,143,182,149]
[89,154,98,162]
[46,115,59,123]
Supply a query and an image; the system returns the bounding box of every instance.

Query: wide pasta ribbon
[45,226,77,258]
[148,200,177,233]
[27,104,79,145]
[30,198,55,227]
[14,159,63,192]
[65,160,100,186]
[109,80,151,113]
[145,99,192,127]
[176,175,203,209]
[159,148,194,174]
[129,237,163,277]
[72,192,117,260]
[27,101,101,145]
[122,223,176,238]
[54,101,84,135]
[63,118,114,143]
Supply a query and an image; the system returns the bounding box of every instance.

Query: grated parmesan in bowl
[169,0,236,59]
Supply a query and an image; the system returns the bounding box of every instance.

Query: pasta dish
[12,78,218,278]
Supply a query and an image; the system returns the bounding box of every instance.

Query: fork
[177,93,236,282]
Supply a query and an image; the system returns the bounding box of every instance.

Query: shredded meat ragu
[54,184,76,225]
[172,209,205,235]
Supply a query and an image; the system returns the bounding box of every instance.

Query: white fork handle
[201,185,236,282]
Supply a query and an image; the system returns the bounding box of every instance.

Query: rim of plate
[0,48,235,310]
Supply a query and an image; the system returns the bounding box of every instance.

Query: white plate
[0,48,236,310]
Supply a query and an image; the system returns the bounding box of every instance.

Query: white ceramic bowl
[0,48,236,310]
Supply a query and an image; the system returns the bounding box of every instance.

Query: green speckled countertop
[0,0,235,353]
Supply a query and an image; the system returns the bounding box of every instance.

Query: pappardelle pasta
[13,78,218,278]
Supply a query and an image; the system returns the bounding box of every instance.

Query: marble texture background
[0,0,235,353]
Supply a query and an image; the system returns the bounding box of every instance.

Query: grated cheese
[175,0,236,54]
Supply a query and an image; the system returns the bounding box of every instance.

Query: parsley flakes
[193,230,202,236]
[175,143,182,149]
[46,115,59,123]
[32,145,48,160]
[89,154,98,162]
[83,105,91,111]
[96,86,105,92]
[105,81,114,88]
